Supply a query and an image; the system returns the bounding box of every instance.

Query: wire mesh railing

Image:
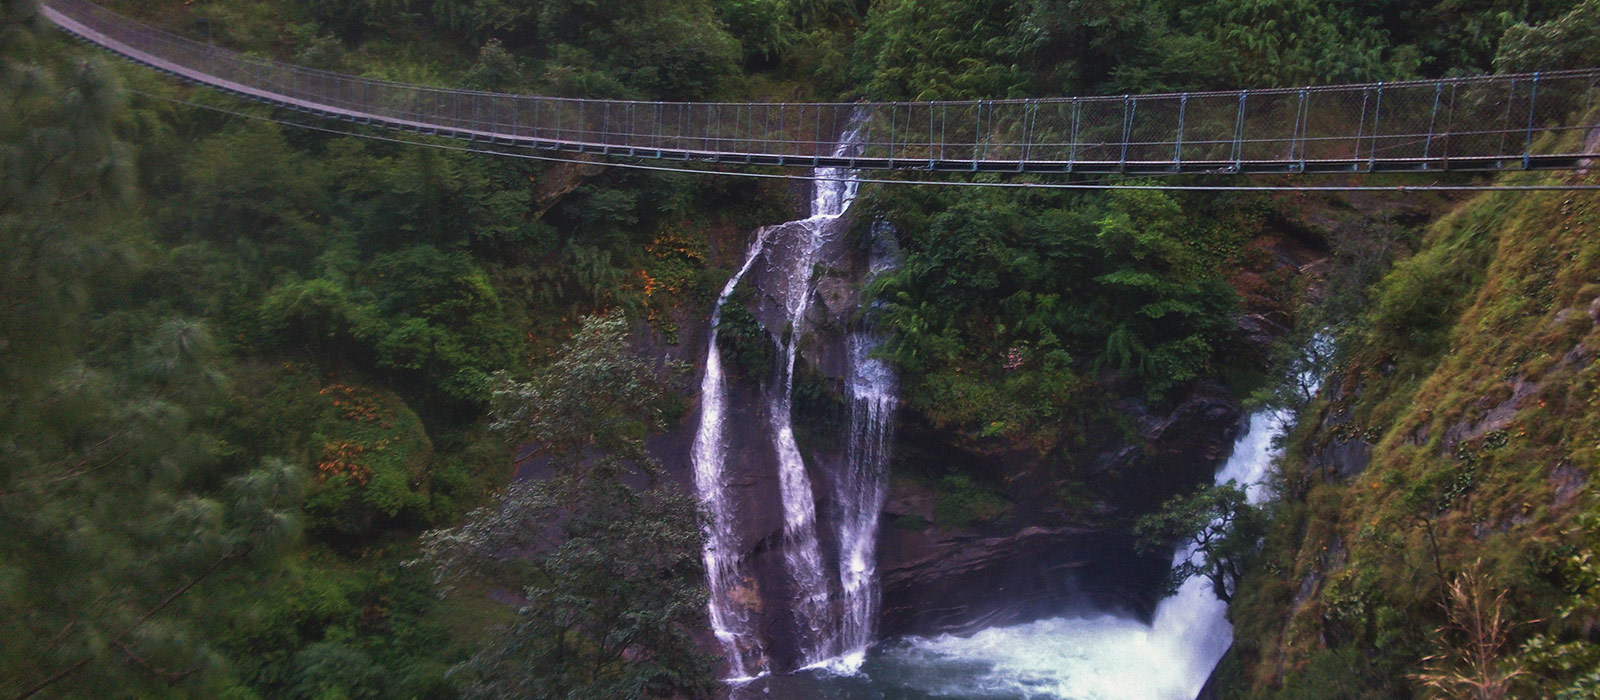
[41,0,1600,174]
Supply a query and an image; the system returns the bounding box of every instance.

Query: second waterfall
[690,119,898,682]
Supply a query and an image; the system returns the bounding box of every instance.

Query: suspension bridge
[41,0,1600,176]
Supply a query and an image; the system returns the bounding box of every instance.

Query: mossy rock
[305,381,434,541]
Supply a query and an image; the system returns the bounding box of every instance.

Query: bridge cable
[128,89,1600,193]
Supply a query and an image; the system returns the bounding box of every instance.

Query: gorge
[12,0,1600,697]
[680,120,1311,697]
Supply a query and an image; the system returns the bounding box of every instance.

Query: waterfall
[870,409,1288,699]
[691,227,775,681]
[765,124,868,668]
[871,341,1331,699]
[694,117,895,681]
[815,228,899,675]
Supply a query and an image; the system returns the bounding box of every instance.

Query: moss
[715,289,775,382]
[931,474,1014,529]
[1232,163,1600,696]
[304,382,436,542]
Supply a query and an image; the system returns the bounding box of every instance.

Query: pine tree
[1,5,304,697]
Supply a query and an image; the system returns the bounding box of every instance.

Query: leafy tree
[1135,482,1266,602]
[1515,509,1600,697]
[1,0,131,396]
[714,0,797,67]
[420,312,714,699]
[1109,0,1419,91]
[462,38,524,91]
[419,0,740,98]
[1494,0,1600,73]
[869,186,1242,448]
[3,7,304,696]
[851,0,1042,100]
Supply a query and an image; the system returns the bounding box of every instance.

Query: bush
[303,384,435,542]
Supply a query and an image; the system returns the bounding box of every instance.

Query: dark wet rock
[1310,436,1372,481]
[877,383,1243,639]
[1195,647,1233,700]
[878,522,1165,637]
[1094,387,1245,488]
[1307,400,1372,481]
[1236,312,1291,347]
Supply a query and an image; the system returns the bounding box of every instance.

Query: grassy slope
[1230,135,1600,696]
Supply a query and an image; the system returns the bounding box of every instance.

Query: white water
[695,120,895,680]
[767,124,868,667]
[691,227,775,680]
[815,232,899,675]
[882,406,1295,699]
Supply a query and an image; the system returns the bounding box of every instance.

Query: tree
[3,5,306,697]
[1494,0,1600,73]
[419,312,715,700]
[1135,482,1266,603]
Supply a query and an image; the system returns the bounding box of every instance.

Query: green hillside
[5,0,1600,697]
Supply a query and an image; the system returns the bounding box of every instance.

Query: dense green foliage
[3,0,750,693]
[8,0,1599,695]
[3,6,301,696]
[864,185,1255,449]
[421,315,713,699]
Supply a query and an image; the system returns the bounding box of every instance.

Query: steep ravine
[647,188,1342,697]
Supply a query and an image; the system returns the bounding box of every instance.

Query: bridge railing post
[1068,98,1080,171]
[1524,72,1541,169]
[939,102,948,163]
[813,103,821,160]
[1232,91,1247,171]
[887,102,897,164]
[1173,93,1187,170]
[1119,95,1133,172]
[1293,88,1308,171]
[1422,81,1443,165]
[1020,101,1036,170]
[1368,83,1384,170]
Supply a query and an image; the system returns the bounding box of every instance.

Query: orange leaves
[643,229,707,265]
[314,382,408,483]
[318,383,391,427]
[317,440,373,484]
[637,269,662,299]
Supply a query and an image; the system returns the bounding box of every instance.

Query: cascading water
[763,123,869,668]
[691,227,775,681]
[837,408,1290,700]
[820,231,899,675]
[692,118,896,683]
[843,346,1330,700]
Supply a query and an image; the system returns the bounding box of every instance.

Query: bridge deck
[41,0,1600,174]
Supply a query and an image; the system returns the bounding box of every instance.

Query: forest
[4,0,1600,698]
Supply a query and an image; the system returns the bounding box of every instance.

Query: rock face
[874,384,1244,639]
[649,193,1257,670]
[877,520,1165,637]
